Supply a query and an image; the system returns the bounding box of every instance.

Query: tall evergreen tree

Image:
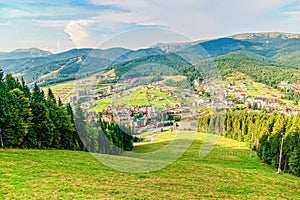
[31,84,54,148]
[3,88,32,147]
[66,103,84,150]
[0,70,11,147]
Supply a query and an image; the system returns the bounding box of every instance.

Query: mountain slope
[14,55,110,86]
[182,38,261,58]
[229,32,300,57]
[1,32,300,87]
[0,48,52,60]
[112,53,191,78]
[113,48,165,63]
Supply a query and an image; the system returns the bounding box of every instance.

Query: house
[194,79,201,87]
[292,86,300,92]
[94,74,108,80]
[131,117,147,128]
[239,93,247,102]
[225,100,234,107]
[78,89,96,96]
[142,86,149,90]
[277,81,289,88]
[197,98,211,105]
[106,86,114,93]
[68,96,77,103]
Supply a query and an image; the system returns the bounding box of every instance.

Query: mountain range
[1,32,300,87]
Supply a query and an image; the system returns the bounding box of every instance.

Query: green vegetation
[112,53,190,78]
[199,110,300,176]
[2,33,300,199]
[90,85,179,112]
[0,71,133,152]
[0,71,83,150]
[1,133,299,199]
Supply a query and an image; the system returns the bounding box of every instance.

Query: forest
[0,69,133,153]
[198,110,300,176]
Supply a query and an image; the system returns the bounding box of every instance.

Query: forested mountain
[1,32,300,88]
[112,53,191,78]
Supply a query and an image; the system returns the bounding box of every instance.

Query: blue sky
[1,0,300,52]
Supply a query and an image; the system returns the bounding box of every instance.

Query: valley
[1,32,300,199]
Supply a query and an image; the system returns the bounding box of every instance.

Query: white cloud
[62,10,151,48]
[0,8,33,18]
[64,20,97,47]
[87,0,296,39]
[2,0,299,52]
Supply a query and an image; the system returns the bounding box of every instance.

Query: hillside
[1,132,299,199]
[1,32,300,88]
[0,48,52,60]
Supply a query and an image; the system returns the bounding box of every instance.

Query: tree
[30,101,54,148]
[289,149,300,176]
[20,77,31,98]
[66,103,84,150]
[57,105,76,149]
[47,88,56,103]
[0,70,10,147]
[31,84,46,103]
[3,88,32,147]
[5,74,19,90]
[74,105,88,151]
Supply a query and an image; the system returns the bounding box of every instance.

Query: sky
[1,0,300,53]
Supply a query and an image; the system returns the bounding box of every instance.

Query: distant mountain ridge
[229,32,300,40]
[0,48,52,60]
[1,31,300,87]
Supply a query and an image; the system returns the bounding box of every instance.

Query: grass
[162,75,186,81]
[42,70,115,102]
[225,72,253,82]
[42,80,77,102]
[1,132,299,199]
[90,97,112,112]
[246,82,281,98]
[90,86,179,112]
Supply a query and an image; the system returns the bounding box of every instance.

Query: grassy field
[42,70,116,102]
[90,86,179,112]
[1,132,299,199]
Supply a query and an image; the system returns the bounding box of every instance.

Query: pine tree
[289,148,300,176]
[3,88,32,147]
[66,103,83,150]
[31,85,54,148]
[74,105,88,151]
[58,106,76,150]
[31,84,46,103]
[5,74,20,90]
[0,70,10,147]
[20,77,31,98]
[47,88,56,103]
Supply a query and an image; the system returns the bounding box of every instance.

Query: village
[194,79,300,116]
[66,73,198,134]
[66,71,300,133]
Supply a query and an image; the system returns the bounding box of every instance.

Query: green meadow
[1,132,299,199]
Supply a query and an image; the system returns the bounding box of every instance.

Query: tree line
[198,110,300,176]
[74,107,134,154]
[0,70,133,153]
